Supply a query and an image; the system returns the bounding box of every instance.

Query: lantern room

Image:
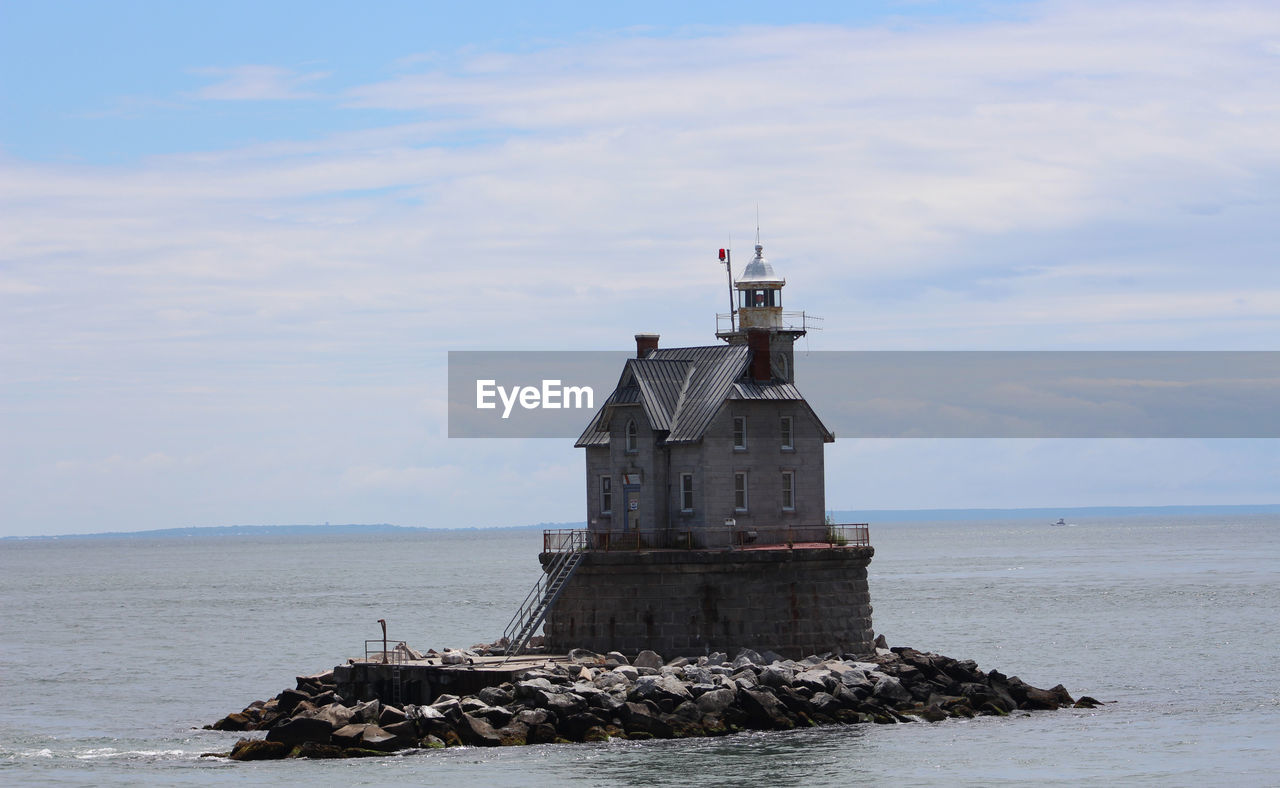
[735,243,785,329]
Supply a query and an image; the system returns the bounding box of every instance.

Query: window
[625,419,637,453]
[600,476,612,514]
[780,416,793,450]
[733,416,747,450]
[680,473,694,512]
[734,472,748,511]
[781,471,795,511]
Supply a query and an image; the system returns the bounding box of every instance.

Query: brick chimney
[635,333,659,358]
[747,328,771,382]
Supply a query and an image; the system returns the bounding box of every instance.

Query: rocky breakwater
[205,645,1101,760]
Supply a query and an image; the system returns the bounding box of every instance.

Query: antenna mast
[719,240,735,332]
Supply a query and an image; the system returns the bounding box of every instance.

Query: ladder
[501,548,584,661]
[390,664,403,708]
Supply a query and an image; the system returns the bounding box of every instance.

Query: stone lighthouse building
[531,243,874,660]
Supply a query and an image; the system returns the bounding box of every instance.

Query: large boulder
[695,688,737,717]
[631,675,693,707]
[457,713,503,747]
[265,715,332,746]
[633,650,664,670]
[738,688,794,730]
[210,712,254,731]
[229,738,289,761]
[275,688,311,715]
[619,701,674,739]
[873,676,912,705]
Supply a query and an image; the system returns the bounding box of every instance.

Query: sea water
[1,515,1277,786]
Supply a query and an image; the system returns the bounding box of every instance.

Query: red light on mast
[718,248,726,261]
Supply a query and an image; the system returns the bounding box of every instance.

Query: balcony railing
[716,311,823,336]
[543,524,869,552]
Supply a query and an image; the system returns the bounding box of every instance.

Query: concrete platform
[333,653,570,706]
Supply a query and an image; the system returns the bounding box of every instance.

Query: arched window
[625,419,638,452]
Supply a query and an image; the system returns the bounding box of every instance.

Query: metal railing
[715,311,824,336]
[364,639,410,665]
[501,546,584,658]
[543,524,870,552]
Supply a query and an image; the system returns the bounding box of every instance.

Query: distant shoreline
[4,504,1278,541]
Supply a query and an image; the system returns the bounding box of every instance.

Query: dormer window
[625,419,638,453]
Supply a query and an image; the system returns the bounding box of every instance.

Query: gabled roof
[575,344,834,447]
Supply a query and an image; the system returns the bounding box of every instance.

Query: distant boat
[1051,518,1067,527]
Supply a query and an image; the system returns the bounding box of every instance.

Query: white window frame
[734,471,748,512]
[625,419,638,453]
[733,416,747,450]
[600,475,612,515]
[780,416,793,450]
[781,471,795,511]
[680,473,694,512]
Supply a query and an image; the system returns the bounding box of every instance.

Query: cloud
[189,65,330,100]
[3,2,1280,534]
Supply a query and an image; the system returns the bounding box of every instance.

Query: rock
[527,723,559,744]
[774,685,814,715]
[733,648,763,668]
[357,724,405,752]
[760,650,786,664]
[211,712,254,731]
[874,634,888,649]
[1074,696,1103,708]
[516,708,552,726]
[381,720,419,740]
[458,714,503,747]
[265,715,333,746]
[606,651,630,665]
[619,701,674,739]
[738,688,795,730]
[351,699,382,724]
[541,691,588,717]
[795,669,833,694]
[440,650,468,665]
[276,688,310,714]
[331,723,371,747]
[292,742,345,759]
[632,675,693,707]
[478,685,513,706]
[569,648,602,664]
[707,651,729,666]
[666,656,690,668]
[873,676,912,705]
[612,665,640,682]
[918,703,948,722]
[229,738,289,761]
[496,721,529,746]
[633,650,664,670]
[594,671,630,690]
[694,688,736,716]
[377,705,407,727]
[759,664,794,688]
[472,704,514,727]
[809,692,842,716]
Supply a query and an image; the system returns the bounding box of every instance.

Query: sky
[2,0,1278,536]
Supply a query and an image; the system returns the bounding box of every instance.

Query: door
[623,484,641,533]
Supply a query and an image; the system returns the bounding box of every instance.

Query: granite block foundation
[541,546,875,660]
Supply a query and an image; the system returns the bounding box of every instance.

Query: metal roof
[737,243,785,286]
[575,343,833,447]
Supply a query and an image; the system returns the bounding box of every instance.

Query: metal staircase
[501,544,585,660]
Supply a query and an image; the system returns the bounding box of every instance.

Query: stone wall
[541,546,874,660]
